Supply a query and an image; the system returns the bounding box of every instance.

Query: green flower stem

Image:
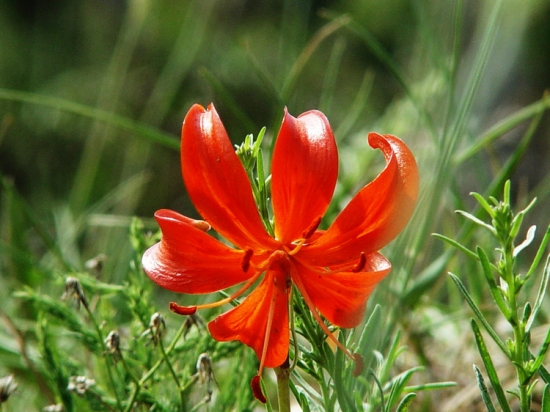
[503,242,531,411]
[81,303,122,411]
[158,338,185,408]
[123,321,187,412]
[118,352,139,385]
[275,359,291,412]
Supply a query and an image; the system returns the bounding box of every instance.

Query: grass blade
[471,319,512,412]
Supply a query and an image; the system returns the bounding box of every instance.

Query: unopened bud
[61,277,88,310]
[67,376,95,395]
[104,330,120,354]
[196,353,215,402]
[85,254,107,275]
[43,405,65,412]
[0,374,18,404]
[141,312,166,345]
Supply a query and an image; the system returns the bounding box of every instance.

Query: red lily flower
[142,103,418,402]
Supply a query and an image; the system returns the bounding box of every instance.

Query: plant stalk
[276,358,291,412]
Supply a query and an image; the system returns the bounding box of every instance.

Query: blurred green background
[1,0,550,409]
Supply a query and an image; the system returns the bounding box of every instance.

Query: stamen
[258,276,278,378]
[352,353,364,377]
[285,217,322,257]
[241,248,254,272]
[292,276,360,372]
[250,273,278,404]
[191,220,211,232]
[352,253,366,273]
[250,375,266,403]
[170,302,197,315]
[301,216,322,240]
[170,269,264,315]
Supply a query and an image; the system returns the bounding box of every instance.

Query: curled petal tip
[169,302,197,316]
[352,353,364,377]
[251,375,267,403]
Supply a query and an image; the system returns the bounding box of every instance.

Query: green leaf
[526,254,550,332]
[541,384,550,412]
[395,393,417,412]
[385,367,423,410]
[0,88,179,150]
[471,319,512,412]
[357,304,382,372]
[368,369,386,412]
[448,273,509,357]
[473,364,497,412]
[432,233,481,262]
[477,247,510,319]
[529,327,550,378]
[525,225,550,283]
[455,93,550,163]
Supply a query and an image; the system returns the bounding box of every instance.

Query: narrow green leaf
[477,247,510,319]
[456,210,496,234]
[536,365,550,385]
[471,319,512,412]
[319,37,346,113]
[368,369,386,412]
[432,233,480,261]
[396,393,416,412]
[526,254,550,332]
[386,367,424,410]
[529,327,550,378]
[473,364,497,412]
[334,70,374,141]
[524,225,550,282]
[455,93,550,164]
[471,192,497,218]
[402,251,453,308]
[281,14,350,100]
[198,68,257,133]
[357,304,382,372]
[405,382,457,391]
[0,88,179,150]
[448,273,509,356]
[541,384,550,412]
[378,331,403,385]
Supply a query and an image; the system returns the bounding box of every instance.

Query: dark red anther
[352,253,366,273]
[169,302,197,315]
[241,248,254,272]
[251,375,267,403]
[352,353,364,377]
[301,216,322,240]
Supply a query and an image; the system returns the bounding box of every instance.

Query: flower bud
[61,277,88,310]
[0,374,17,404]
[67,376,95,395]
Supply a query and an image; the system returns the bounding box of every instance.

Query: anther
[192,220,211,232]
[241,248,254,272]
[250,375,266,403]
[170,302,197,315]
[352,353,364,377]
[302,216,322,240]
[352,253,366,273]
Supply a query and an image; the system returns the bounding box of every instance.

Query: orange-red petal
[292,253,391,328]
[142,209,252,294]
[271,109,338,244]
[208,268,289,368]
[299,133,418,266]
[181,104,276,250]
